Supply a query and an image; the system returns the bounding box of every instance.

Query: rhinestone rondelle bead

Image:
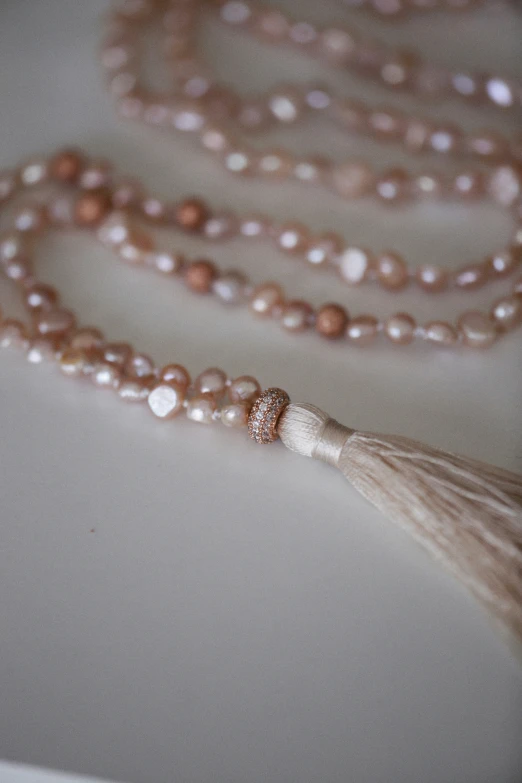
[247,387,290,444]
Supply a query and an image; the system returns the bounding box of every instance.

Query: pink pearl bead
[255,9,289,40]
[20,159,48,187]
[203,211,238,239]
[486,78,514,108]
[346,315,379,346]
[34,308,76,336]
[0,170,17,203]
[213,270,248,305]
[281,300,313,332]
[331,162,374,199]
[490,296,522,330]
[257,150,293,179]
[452,170,484,200]
[80,160,112,190]
[375,169,410,204]
[104,342,132,366]
[368,109,403,140]
[268,88,303,124]
[186,394,217,424]
[376,252,408,290]
[145,250,184,275]
[289,21,317,47]
[125,352,155,378]
[59,348,89,378]
[293,156,327,186]
[141,196,167,221]
[111,177,144,210]
[306,233,342,267]
[487,165,521,207]
[160,364,190,389]
[416,265,448,292]
[0,231,26,262]
[92,361,122,388]
[319,28,357,65]
[194,367,227,395]
[47,194,75,226]
[25,284,59,311]
[69,327,104,350]
[429,126,460,155]
[458,311,497,348]
[454,263,488,290]
[404,119,431,153]
[97,211,130,247]
[221,402,250,428]
[27,338,59,364]
[249,283,284,317]
[4,257,32,282]
[275,222,309,254]
[423,321,458,347]
[488,248,520,277]
[337,246,373,285]
[331,98,367,133]
[13,202,47,233]
[118,377,154,402]
[224,146,255,176]
[468,132,507,160]
[229,376,261,404]
[240,214,270,239]
[384,313,416,344]
[0,319,29,351]
[413,172,446,199]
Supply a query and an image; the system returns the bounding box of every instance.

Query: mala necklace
[1,0,522,641]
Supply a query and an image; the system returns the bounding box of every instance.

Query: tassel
[277,403,522,640]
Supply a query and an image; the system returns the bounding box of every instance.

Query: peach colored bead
[458,311,497,348]
[111,177,144,210]
[384,313,416,344]
[236,100,271,132]
[315,303,348,339]
[452,170,484,199]
[305,233,342,267]
[240,214,270,239]
[331,98,368,133]
[20,159,48,187]
[74,190,112,226]
[186,394,217,424]
[454,263,488,290]
[490,296,522,330]
[319,27,357,65]
[512,276,522,295]
[0,319,29,351]
[281,300,313,332]
[268,88,303,124]
[255,8,289,40]
[13,202,47,234]
[145,250,184,275]
[203,212,237,240]
[331,161,374,199]
[257,150,293,179]
[184,259,217,293]
[338,246,373,285]
[118,377,154,402]
[468,132,507,160]
[346,315,379,345]
[4,257,32,282]
[413,172,446,199]
[126,352,155,378]
[25,283,59,311]
[416,265,449,292]
[221,402,250,428]
[488,248,520,277]
[375,168,410,204]
[97,211,131,247]
[376,252,408,290]
[368,109,403,140]
[34,308,76,336]
[92,361,122,388]
[118,227,154,264]
[48,194,75,226]
[142,196,167,222]
[103,342,132,367]
[79,160,112,190]
[213,271,248,305]
[59,348,89,378]
[249,282,284,317]
[275,222,309,254]
[49,148,85,183]
[69,327,104,350]
[229,376,261,404]
[0,169,17,202]
[0,231,26,262]
[194,367,227,395]
[27,338,59,364]
[174,198,208,231]
[487,165,521,207]
[423,321,458,347]
[160,363,191,389]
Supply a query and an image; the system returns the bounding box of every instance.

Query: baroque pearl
[186,394,217,424]
[458,311,497,348]
[338,246,373,285]
[160,364,191,389]
[315,303,348,339]
[221,402,250,427]
[195,367,227,395]
[423,321,458,347]
[0,319,29,351]
[184,260,217,293]
[346,315,379,345]
[281,300,313,332]
[384,313,416,344]
[249,283,284,317]
[229,376,261,404]
[490,296,522,330]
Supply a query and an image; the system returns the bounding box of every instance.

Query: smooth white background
[1,2,522,782]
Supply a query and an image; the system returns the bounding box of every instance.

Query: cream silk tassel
[277,403,522,640]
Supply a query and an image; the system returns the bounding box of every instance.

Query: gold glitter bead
[248,388,290,444]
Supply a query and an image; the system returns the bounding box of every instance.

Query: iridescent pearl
[268,88,303,124]
[92,361,122,388]
[213,271,248,305]
[250,283,284,317]
[375,169,410,204]
[257,150,293,179]
[0,231,26,262]
[281,300,313,332]
[229,376,261,404]
[488,248,520,277]
[331,161,374,199]
[224,147,255,175]
[275,222,309,254]
[240,214,270,239]
[34,308,76,336]
[0,319,29,351]
[255,9,289,40]
[221,402,250,428]
[452,170,483,199]
[184,259,217,293]
[47,194,75,226]
[186,394,217,424]
[458,311,497,348]
[203,212,237,240]
[20,159,48,187]
[416,265,448,292]
[487,166,521,207]
[454,263,488,290]
[13,202,47,233]
[319,27,357,65]
[220,1,251,25]
[27,338,58,364]
[103,342,132,367]
[59,348,89,377]
[486,78,514,108]
[423,321,458,347]
[4,257,32,282]
[111,177,144,210]
[490,296,522,330]
[142,196,167,221]
[194,367,227,395]
[69,327,104,350]
[376,252,408,290]
[384,313,416,345]
[126,352,155,378]
[117,228,154,264]
[315,303,348,339]
[337,246,373,285]
[145,250,183,275]
[79,160,112,190]
[25,284,59,311]
[306,233,342,267]
[118,377,153,402]
[346,315,379,345]
[293,156,327,185]
[332,98,367,133]
[74,190,111,226]
[160,364,191,389]
[97,211,130,247]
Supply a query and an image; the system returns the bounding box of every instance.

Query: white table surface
[1,2,522,782]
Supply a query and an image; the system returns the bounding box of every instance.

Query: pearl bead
[319,27,357,65]
[257,150,293,179]
[0,170,17,203]
[142,196,167,221]
[186,394,217,424]
[103,342,132,366]
[255,9,289,40]
[97,211,130,248]
[346,315,379,346]
[306,233,342,267]
[229,376,261,404]
[490,296,522,330]
[220,1,251,25]
[457,311,497,349]
[337,246,373,284]
[331,161,374,199]
[111,177,144,210]
[25,284,59,311]
[213,271,248,305]
[315,303,348,339]
[27,338,59,364]
[92,361,122,388]
[195,367,227,395]
[488,248,520,277]
[487,166,521,207]
[20,159,48,187]
[0,231,26,262]
[468,132,507,159]
[221,402,250,428]
[275,222,309,254]
[184,259,217,293]
[74,190,112,226]
[174,198,208,231]
[454,263,488,290]
[240,215,270,239]
[118,377,153,402]
[48,194,75,226]
[293,156,327,185]
[145,250,183,275]
[423,321,458,347]
[160,364,191,389]
[376,252,408,290]
[203,212,237,240]
[0,319,29,351]
[50,148,85,183]
[59,348,89,377]
[117,227,154,265]
[281,300,313,332]
[224,147,255,175]
[268,88,303,123]
[13,202,47,233]
[79,160,112,190]
[486,78,514,108]
[452,171,483,199]
[4,257,32,282]
[375,168,410,204]
[384,313,416,344]
[34,308,76,336]
[69,327,104,350]
[249,283,284,317]
[289,21,317,47]
[416,265,448,292]
[125,352,155,378]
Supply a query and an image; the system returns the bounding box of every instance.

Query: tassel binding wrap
[277,403,522,641]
